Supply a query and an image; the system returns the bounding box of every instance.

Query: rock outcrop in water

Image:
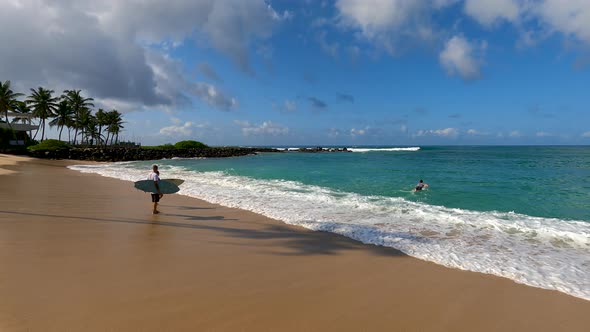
[26,146,281,161]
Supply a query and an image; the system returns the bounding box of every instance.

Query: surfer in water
[413,179,429,192]
[148,165,163,214]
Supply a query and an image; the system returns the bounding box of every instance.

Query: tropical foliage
[0,80,24,129]
[27,139,70,151]
[174,140,208,149]
[0,80,126,145]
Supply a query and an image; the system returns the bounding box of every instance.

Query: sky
[1,0,589,146]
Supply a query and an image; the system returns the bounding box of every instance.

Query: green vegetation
[141,141,208,150]
[0,127,16,148]
[28,139,70,151]
[174,140,208,149]
[0,80,125,146]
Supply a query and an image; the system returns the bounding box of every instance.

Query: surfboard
[134,179,180,194]
[162,178,184,186]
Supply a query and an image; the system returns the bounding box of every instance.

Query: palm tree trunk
[41,119,46,141]
[59,125,64,141]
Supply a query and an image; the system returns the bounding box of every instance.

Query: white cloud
[160,121,195,136]
[284,100,297,112]
[439,36,485,80]
[536,131,553,137]
[433,127,459,136]
[415,127,459,137]
[509,130,523,137]
[581,131,590,138]
[0,0,285,111]
[335,0,451,54]
[462,0,590,45]
[193,83,237,111]
[350,127,367,137]
[467,129,488,136]
[464,0,521,27]
[234,120,289,137]
[336,0,424,37]
[536,0,590,43]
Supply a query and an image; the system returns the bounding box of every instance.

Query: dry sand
[0,155,589,331]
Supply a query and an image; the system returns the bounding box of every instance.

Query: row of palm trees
[0,80,124,145]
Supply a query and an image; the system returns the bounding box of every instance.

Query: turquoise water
[157,146,590,221]
[70,146,590,300]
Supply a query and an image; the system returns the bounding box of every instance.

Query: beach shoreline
[1,155,589,331]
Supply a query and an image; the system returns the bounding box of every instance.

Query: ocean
[69,146,590,301]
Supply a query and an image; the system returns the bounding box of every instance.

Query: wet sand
[1,155,589,331]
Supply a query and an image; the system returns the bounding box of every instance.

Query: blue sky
[1,0,589,145]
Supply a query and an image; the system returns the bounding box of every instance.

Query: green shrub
[0,127,16,147]
[174,140,208,149]
[28,139,70,151]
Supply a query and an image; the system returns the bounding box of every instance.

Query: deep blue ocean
[70,146,590,301]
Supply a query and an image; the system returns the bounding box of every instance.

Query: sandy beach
[0,155,589,331]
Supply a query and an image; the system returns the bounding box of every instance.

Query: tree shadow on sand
[0,209,414,258]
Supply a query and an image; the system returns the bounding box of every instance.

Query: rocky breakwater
[28,146,281,161]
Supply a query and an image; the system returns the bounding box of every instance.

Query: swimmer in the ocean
[413,179,429,192]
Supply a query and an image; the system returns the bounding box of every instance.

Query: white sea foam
[348,147,420,152]
[69,163,590,301]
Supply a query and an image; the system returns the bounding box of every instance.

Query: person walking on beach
[148,165,163,214]
[413,179,429,192]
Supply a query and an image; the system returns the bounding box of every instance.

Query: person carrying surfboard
[148,165,163,214]
[413,179,429,192]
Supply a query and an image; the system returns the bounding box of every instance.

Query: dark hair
[419,179,423,183]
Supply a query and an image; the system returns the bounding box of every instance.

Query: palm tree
[85,116,101,146]
[0,80,23,129]
[49,100,74,141]
[62,90,94,145]
[26,87,58,141]
[76,108,93,145]
[105,110,124,145]
[11,101,32,123]
[95,108,108,145]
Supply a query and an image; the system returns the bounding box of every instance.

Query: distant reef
[25,146,282,162]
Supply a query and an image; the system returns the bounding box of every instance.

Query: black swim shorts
[151,193,160,202]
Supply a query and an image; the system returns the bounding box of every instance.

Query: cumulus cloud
[336,0,426,39]
[582,131,590,138]
[335,0,457,55]
[234,120,289,137]
[160,118,208,137]
[463,0,590,45]
[535,0,590,43]
[509,130,523,137]
[439,36,485,80]
[0,0,285,111]
[536,131,553,137]
[193,83,237,111]
[464,0,521,27]
[415,127,459,137]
